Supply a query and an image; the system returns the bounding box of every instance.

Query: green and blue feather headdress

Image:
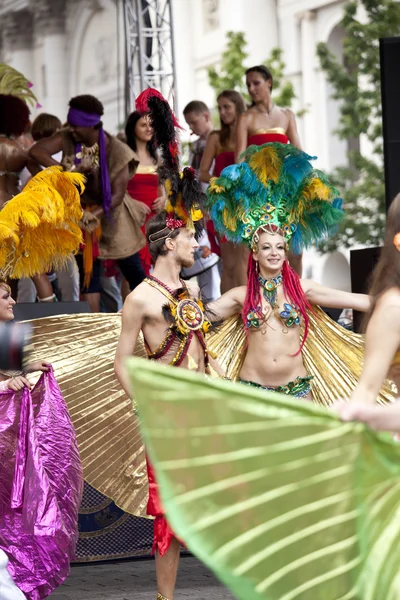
[206,143,343,254]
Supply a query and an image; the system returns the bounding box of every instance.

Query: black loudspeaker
[13,301,90,321]
[380,37,400,210]
[350,247,381,332]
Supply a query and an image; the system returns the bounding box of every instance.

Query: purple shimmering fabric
[0,369,83,599]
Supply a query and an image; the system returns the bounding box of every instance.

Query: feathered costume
[0,167,84,599]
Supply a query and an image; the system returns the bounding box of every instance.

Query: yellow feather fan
[0,167,85,279]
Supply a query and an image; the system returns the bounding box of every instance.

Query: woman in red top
[125,112,165,275]
[235,65,303,276]
[199,90,246,292]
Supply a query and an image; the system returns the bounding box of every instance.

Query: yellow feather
[249,146,280,186]
[0,167,85,278]
[302,178,331,202]
[222,207,240,232]
[208,178,225,194]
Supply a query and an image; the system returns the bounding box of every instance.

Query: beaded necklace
[258,274,282,308]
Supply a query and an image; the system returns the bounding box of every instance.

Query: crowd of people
[1,60,400,600]
[1,64,306,312]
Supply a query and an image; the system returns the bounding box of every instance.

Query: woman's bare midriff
[239,321,307,387]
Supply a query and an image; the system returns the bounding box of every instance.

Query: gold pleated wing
[206,307,396,405]
[128,358,400,600]
[23,307,394,518]
[25,313,149,516]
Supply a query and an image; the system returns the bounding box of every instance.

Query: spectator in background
[18,113,81,303]
[29,94,147,312]
[0,93,55,302]
[199,90,246,292]
[182,100,221,301]
[235,65,303,277]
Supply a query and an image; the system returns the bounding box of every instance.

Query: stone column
[299,10,318,154]
[33,0,68,118]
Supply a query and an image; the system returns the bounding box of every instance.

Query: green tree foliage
[207,32,296,108]
[265,47,296,109]
[207,31,249,96]
[317,0,400,250]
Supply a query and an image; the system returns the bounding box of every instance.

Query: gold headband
[148,226,173,244]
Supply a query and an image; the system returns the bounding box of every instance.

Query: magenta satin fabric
[0,369,83,599]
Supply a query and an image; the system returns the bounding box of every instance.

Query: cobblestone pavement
[49,556,235,599]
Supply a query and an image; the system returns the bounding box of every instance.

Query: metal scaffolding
[123,0,177,116]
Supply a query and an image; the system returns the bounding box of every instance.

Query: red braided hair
[242,255,312,355]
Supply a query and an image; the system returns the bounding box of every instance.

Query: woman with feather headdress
[206,143,378,402]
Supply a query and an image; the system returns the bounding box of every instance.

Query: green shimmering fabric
[127,358,400,600]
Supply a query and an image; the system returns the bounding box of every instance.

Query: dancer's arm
[336,401,400,432]
[114,291,144,397]
[347,294,400,405]
[285,109,302,150]
[301,279,371,312]
[208,286,246,321]
[29,132,63,167]
[152,184,166,212]
[235,114,249,163]
[199,132,219,183]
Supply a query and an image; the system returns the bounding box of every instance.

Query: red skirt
[211,151,236,250]
[127,173,159,275]
[146,457,184,556]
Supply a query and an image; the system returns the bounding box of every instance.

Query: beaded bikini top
[144,275,213,368]
[246,274,301,334]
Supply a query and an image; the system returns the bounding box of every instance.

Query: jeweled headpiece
[136,88,204,243]
[207,143,343,253]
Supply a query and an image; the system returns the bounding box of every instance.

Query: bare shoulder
[124,281,150,310]
[239,110,253,121]
[233,285,247,304]
[280,107,296,119]
[185,279,201,299]
[221,285,246,306]
[300,278,313,294]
